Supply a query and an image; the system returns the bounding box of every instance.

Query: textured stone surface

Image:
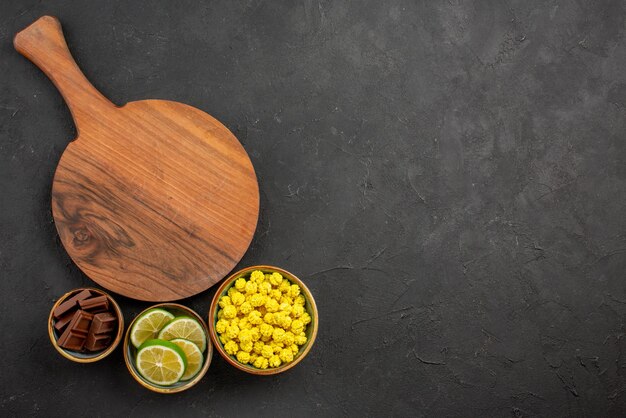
[1,1,625,416]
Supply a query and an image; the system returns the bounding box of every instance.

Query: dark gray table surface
[1,1,625,417]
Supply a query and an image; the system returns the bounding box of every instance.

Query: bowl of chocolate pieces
[48,287,124,362]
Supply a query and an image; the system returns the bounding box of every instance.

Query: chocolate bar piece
[85,333,111,351]
[53,289,92,319]
[54,311,75,332]
[90,312,117,334]
[83,312,117,352]
[57,310,93,351]
[78,295,109,313]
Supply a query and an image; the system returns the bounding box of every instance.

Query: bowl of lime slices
[123,303,212,393]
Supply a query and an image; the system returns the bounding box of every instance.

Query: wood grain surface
[14,16,259,301]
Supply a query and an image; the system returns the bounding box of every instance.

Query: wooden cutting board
[14,16,260,301]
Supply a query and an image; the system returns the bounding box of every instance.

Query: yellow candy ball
[226,324,240,339]
[288,284,301,298]
[279,348,294,363]
[259,281,272,295]
[248,310,263,325]
[265,298,279,313]
[261,344,274,359]
[250,294,266,307]
[291,319,304,334]
[250,270,265,283]
[223,305,237,319]
[245,280,258,295]
[235,278,246,291]
[260,323,274,338]
[239,301,253,315]
[215,319,229,334]
[270,289,282,300]
[238,329,252,344]
[254,356,269,369]
[269,272,283,286]
[231,291,246,306]
[253,341,264,355]
[278,281,291,293]
[236,351,250,364]
[263,312,275,325]
[294,334,307,345]
[291,305,304,318]
[269,355,281,368]
[218,295,232,308]
[283,331,295,346]
[272,328,286,343]
[224,340,238,355]
[240,341,253,353]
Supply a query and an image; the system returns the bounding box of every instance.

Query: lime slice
[170,339,204,380]
[130,308,175,348]
[158,317,207,352]
[135,339,187,385]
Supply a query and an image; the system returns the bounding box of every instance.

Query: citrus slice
[135,339,187,385]
[157,316,207,352]
[130,308,175,348]
[170,338,204,380]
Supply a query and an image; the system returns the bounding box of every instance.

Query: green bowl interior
[51,289,120,360]
[126,305,210,390]
[212,268,316,372]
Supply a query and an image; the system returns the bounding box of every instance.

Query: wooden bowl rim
[208,265,319,375]
[48,287,124,363]
[123,303,213,394]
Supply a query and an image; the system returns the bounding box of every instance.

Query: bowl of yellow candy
[208,265,318,375]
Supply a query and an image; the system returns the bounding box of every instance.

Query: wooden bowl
[208,265,319,375]
[123,303,213,394]
[48,287,124,363]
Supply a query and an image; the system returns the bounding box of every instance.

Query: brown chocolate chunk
[85,333,112,351]
[83,312,117,352]
[57,330,89,351]
[89,312,117,334]
[53,311,75,332]
[78,295,109,313]
[53,289,92,319]
[57,310,93,351]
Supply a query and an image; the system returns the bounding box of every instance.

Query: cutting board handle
[14,16,115,133]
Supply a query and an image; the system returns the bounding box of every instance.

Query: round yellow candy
[215,319,229,334]
[224,340,238,355]
[254,356,269,369]
[279,348,293,363]
[269,355,281,368]
[240,341,253,353]
[236,351,250,364]
[218,295,231,308]
[223,305,237,319]
[261,344,274,359]
[272,328,286,343]
[269,272,283,286]
[291,319,304,334]
[235,278,246,291]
